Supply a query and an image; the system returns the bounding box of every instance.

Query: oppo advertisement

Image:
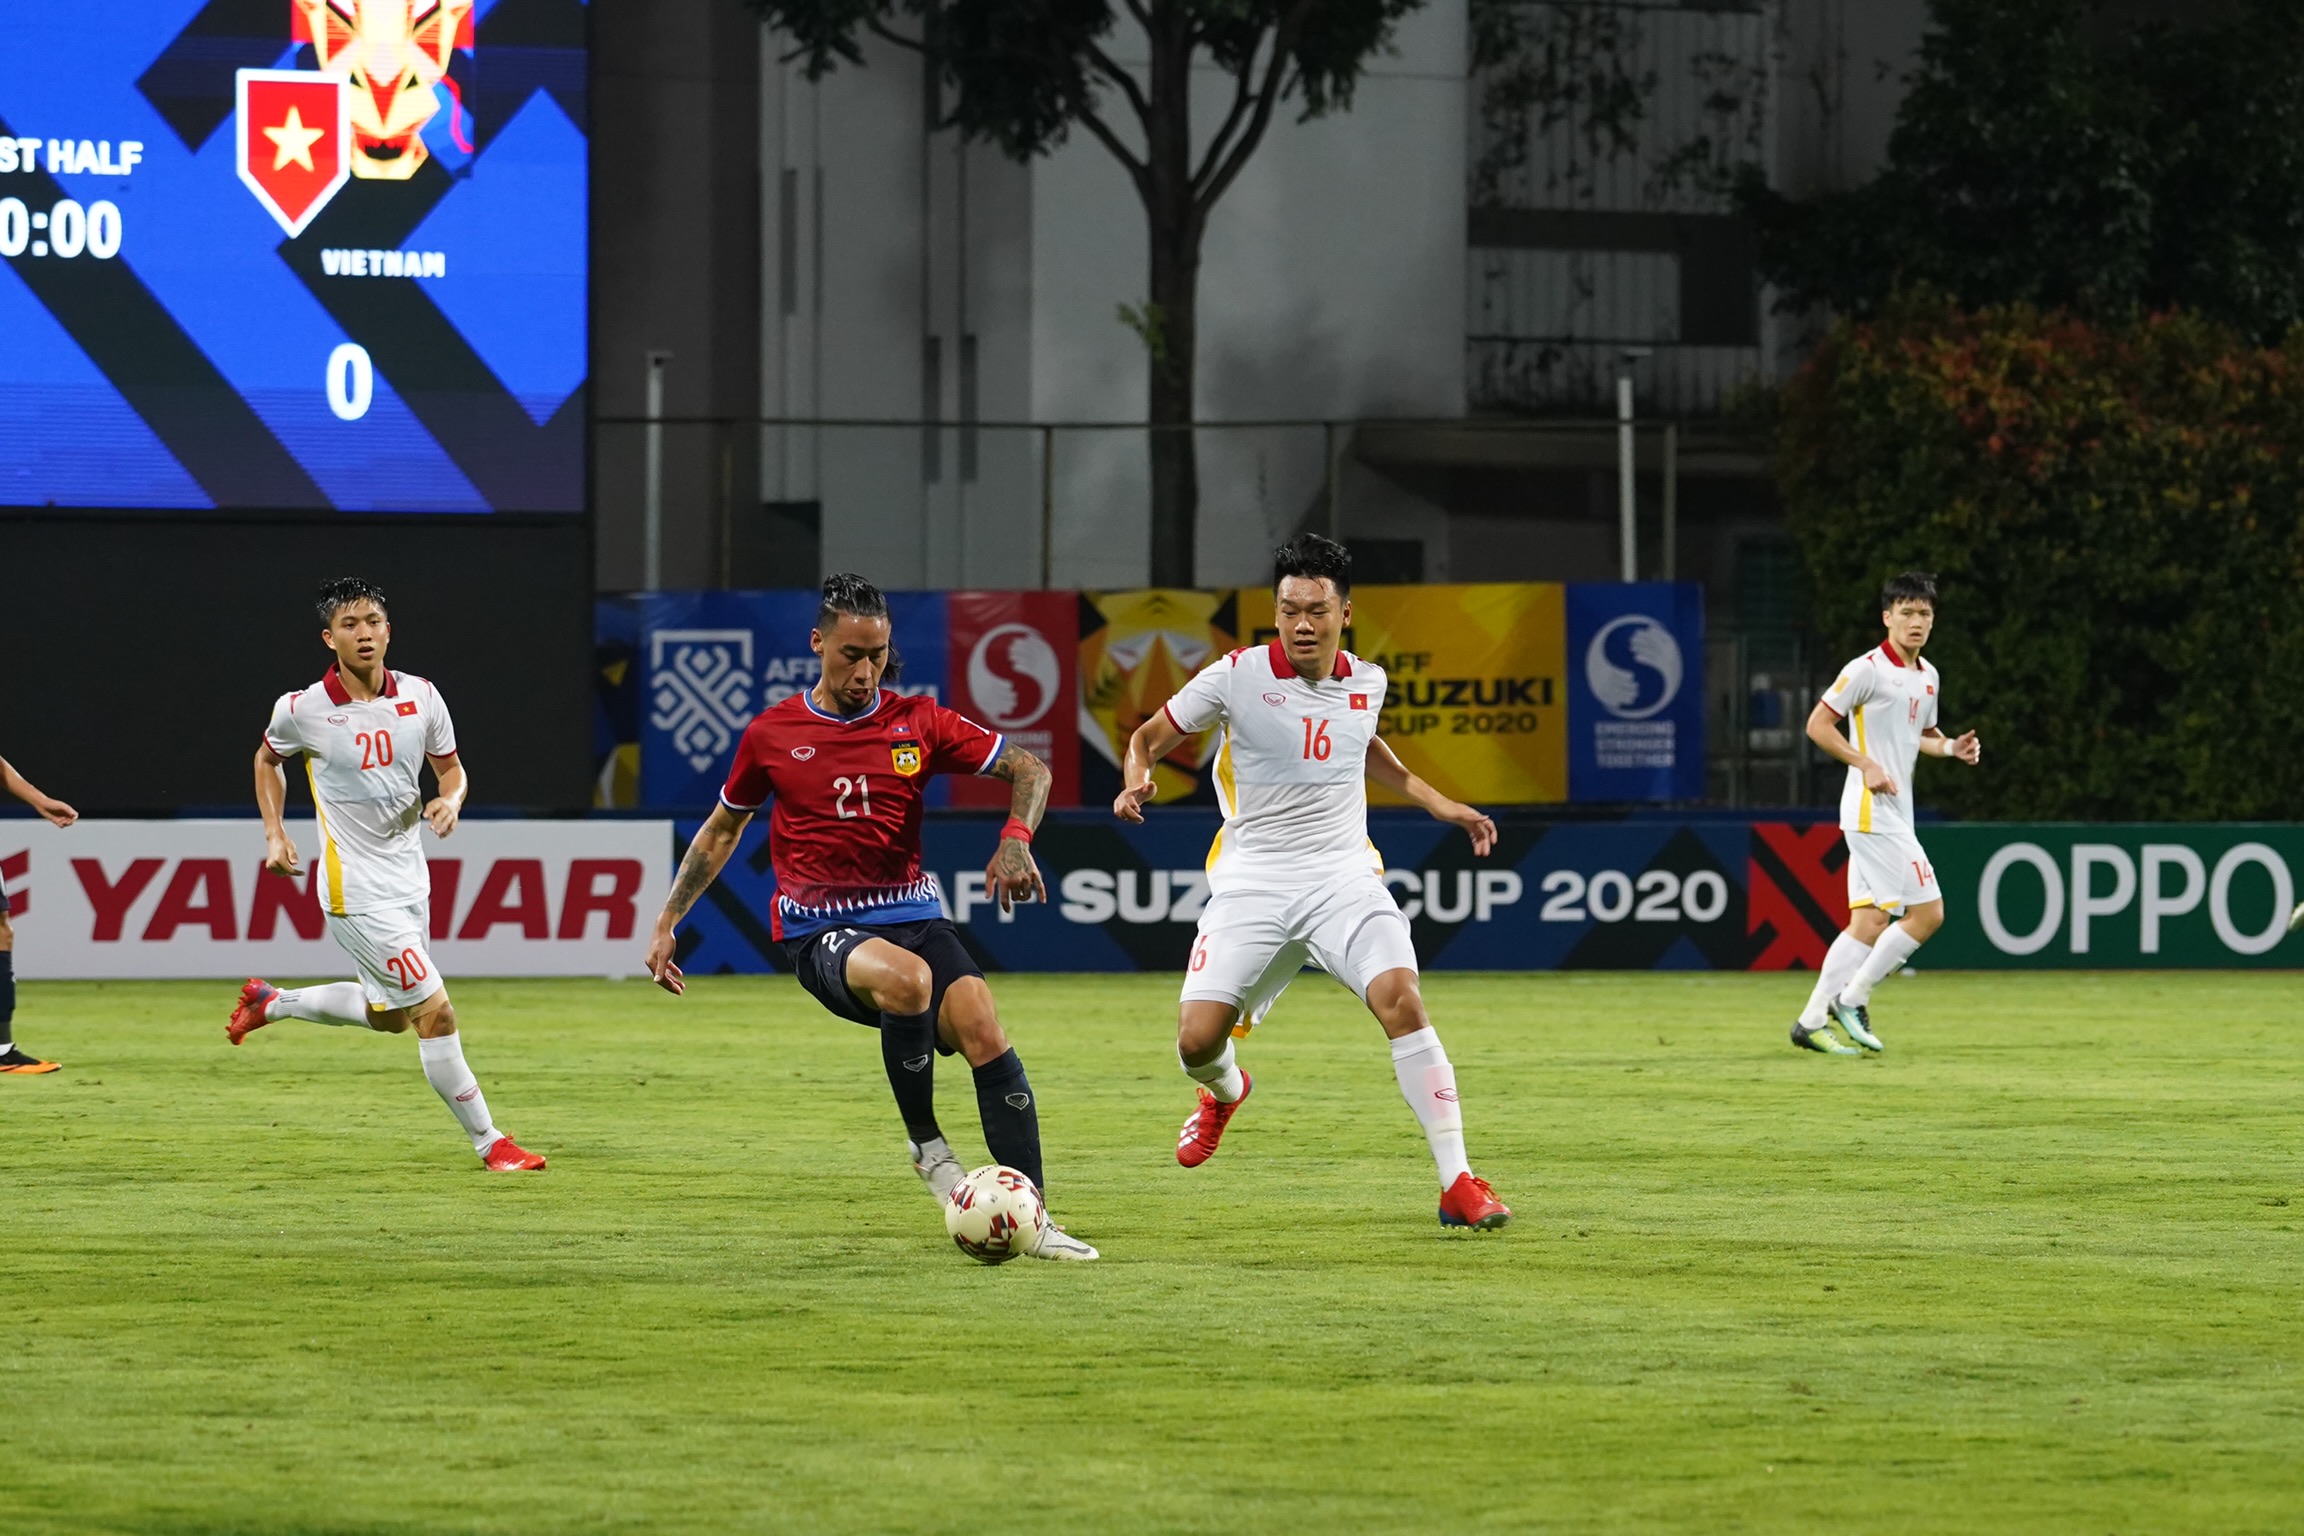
[0,1,586,513]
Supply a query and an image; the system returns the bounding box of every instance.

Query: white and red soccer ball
[943,1165,1046,1264]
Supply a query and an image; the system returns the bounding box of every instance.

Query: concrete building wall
[753,3,1468,591]
[593,0,760,593]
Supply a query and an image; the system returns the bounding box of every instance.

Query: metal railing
[594,413,1718,592]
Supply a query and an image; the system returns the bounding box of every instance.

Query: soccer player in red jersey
[645,575,1096,1260]
[0,752,77,1074]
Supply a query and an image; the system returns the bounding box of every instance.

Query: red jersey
[719,689,1006,939]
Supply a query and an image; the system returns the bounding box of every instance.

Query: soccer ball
[943,1164,1046,1265]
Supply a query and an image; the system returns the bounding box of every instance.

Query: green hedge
[1776,297,2304,820]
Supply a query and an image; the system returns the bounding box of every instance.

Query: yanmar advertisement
[4,820,667,980]
[0,1,587,512]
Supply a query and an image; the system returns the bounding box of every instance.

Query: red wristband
[999,818,1033,845]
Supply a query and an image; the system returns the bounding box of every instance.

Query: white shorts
[325,901,446,1011]
[1181,877,1419,1027]
[1845,830,1940,915]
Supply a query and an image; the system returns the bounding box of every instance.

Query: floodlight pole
[644,350,672,591]
[1616,348,1652,583]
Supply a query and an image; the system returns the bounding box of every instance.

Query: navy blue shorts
[780,918,981,1054]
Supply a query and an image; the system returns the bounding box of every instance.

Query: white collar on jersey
[802,687,883,723]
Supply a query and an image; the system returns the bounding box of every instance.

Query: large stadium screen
[0,2,586,514]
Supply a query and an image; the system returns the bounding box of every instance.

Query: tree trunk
[1143,8,1200,588]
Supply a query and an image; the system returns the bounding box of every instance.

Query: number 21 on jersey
[834,774,873,819]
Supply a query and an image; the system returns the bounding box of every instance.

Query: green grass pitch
[2,971,2299,1534]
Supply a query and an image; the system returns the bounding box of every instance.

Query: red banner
[945,591,1079,808]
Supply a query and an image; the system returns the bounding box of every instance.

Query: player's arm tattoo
[988,742,1051,833]
[662,808,745,925]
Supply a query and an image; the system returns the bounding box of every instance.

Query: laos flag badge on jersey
[891,742,923,776]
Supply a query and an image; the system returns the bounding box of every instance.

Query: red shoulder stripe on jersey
[1226,647,1248,666]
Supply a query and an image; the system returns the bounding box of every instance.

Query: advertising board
[4,820,668,980]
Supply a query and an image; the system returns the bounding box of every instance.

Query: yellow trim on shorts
[305,761,346,916]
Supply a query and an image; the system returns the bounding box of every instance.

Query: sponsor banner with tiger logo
[1234,583,1568,805]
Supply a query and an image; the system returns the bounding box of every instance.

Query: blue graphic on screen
[0,1,586,513]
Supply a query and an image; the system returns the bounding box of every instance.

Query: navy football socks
[971,1048,1045,1193]
[878,1007,942,1144]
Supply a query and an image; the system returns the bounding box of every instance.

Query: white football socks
[1801,932,1873,1025]
[266,982,369,1027]
[1840,924,1924,1008]
[1181,1039,1245,1104]
[1389,1027,1471,1190]
[417,1032,501,1153]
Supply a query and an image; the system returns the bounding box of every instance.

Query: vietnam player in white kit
[1793,571,1982,1055]
[1115,535,1511,1229]
[226,579,545,1171]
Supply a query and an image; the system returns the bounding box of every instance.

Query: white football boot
[1026,1217,1100,1261]
[908,1137,963,1201]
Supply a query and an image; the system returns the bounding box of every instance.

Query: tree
[1777,295,2304,820]
[1737,0,2304,343]
[744,0,1426,585]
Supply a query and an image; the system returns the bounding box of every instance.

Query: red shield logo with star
[236,69,351,238]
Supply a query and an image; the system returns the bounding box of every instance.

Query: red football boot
[1175,1071,1253,1168]
[227,978,279,1045]
[482,1136,547,1172]
[1438,1172,1511,1230]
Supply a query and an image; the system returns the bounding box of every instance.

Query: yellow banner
[1234,582,1566,805]
[1079,588,1241,803]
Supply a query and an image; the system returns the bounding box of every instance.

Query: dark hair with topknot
[1273,532,1352,598]
[316,576,388,626]
[816,572,901,682]
[1880,570,1939,611]
[817,572,889,630]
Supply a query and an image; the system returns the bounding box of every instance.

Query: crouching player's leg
[1173,892,1303,1168]
[807,920,1093,1260]
[1313,880,1510,1230]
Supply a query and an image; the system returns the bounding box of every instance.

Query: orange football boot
[0,1046,59,1074]
[227,978,279,1045]
[1175,1071,1252,1168]
[482,1136,547,1172]
[1438,1172,1511,1230]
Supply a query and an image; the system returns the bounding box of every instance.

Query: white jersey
[264,666,458,915]
[1163,641,1386,893]
[1820,643,1939,837]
